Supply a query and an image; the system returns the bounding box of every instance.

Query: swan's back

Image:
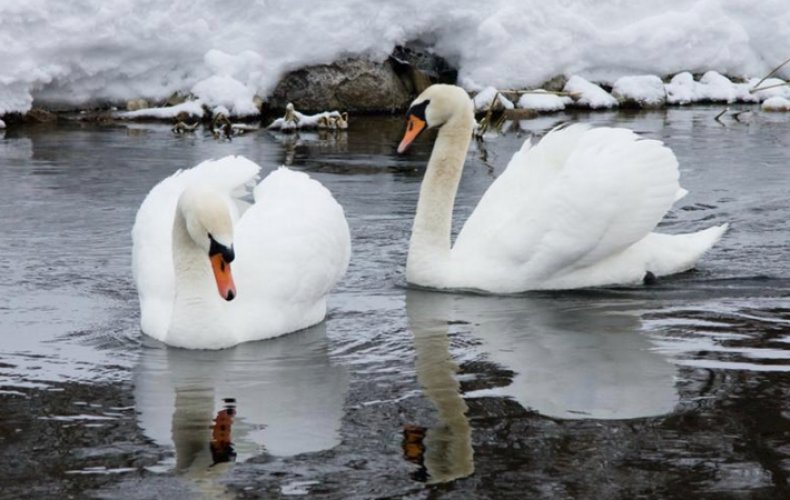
[233,167,351,308]
[132,157,260,339]
[451,125,688,291]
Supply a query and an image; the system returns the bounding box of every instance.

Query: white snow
[517,90,568,112]
[664,72,700,105]
[0,119,5,129]
[117,100,205,120]
[191,74,259,117]
[1,1,789,115]
[473,86,514,112]
[762,96,790,112]
[698,71,757,103]
[268,110,347,130]
[563,76,617,109]
[749,78,790,101]
[666,71,761,104]
[612,75,667,107]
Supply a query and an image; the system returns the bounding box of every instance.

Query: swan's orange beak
[210,253,236,301]
[397,115,426,153]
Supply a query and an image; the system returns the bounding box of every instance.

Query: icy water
[1,108,789,499]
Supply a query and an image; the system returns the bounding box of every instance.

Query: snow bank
[762,97,790,112]
[0,118,5,129]
[1,0,789,115]
[563,76,617,109]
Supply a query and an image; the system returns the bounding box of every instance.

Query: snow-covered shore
[1,1,789,116]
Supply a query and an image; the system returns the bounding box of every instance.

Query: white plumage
[400,84,727,293]
[132,155,350,349]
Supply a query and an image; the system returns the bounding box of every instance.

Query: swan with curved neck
[397,84,727,292]
[133,155,350,349]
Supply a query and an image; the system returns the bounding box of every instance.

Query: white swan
[132,155,350,349]
[397,84,727,293]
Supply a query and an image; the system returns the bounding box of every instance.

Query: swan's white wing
[452,125,680,289]
[232,167,350,334]
[132,156,260,338]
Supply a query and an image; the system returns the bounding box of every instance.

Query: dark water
[1,108,789,499]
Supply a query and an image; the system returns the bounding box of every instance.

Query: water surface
[1,108,789,498]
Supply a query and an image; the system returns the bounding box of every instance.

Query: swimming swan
[132,156,350,349]
[397,84,727,293]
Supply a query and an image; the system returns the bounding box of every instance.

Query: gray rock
[389,43,457,94]
[269,58,413,113]
[538,75,569,93]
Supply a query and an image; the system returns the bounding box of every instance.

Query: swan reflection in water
[134,323,348,490]
[404,290,474,484]
[403,289,680,482]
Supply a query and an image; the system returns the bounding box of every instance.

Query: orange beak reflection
[210,253,236,301]
[397,115,427,153]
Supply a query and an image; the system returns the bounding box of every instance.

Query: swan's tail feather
[647,223,728,277]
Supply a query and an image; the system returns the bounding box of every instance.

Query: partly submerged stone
[762,96,790,112]
[473,86,514,113]
[517,90,569,112]
[612,75,666,108]
[563,76,618,109]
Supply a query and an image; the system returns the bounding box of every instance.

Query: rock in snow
[518,90,569,112]
[612,75,667,108]
[762,96,790,112]
[268,59,411,113]
[563,76,617,109]
[473,86,514,112]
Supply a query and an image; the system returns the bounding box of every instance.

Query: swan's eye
[407,100,430,122]
[208,234,235,263]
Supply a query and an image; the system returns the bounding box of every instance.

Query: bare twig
[499,89,574,97]
[714,107,728,125]
[750,56,790,93]
[731,110,752,123]
[749,81,790,93]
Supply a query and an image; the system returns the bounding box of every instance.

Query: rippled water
[1,107,789,498]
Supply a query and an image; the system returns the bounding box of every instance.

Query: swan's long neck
[407,108,473,284]
[168,210,225,346]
